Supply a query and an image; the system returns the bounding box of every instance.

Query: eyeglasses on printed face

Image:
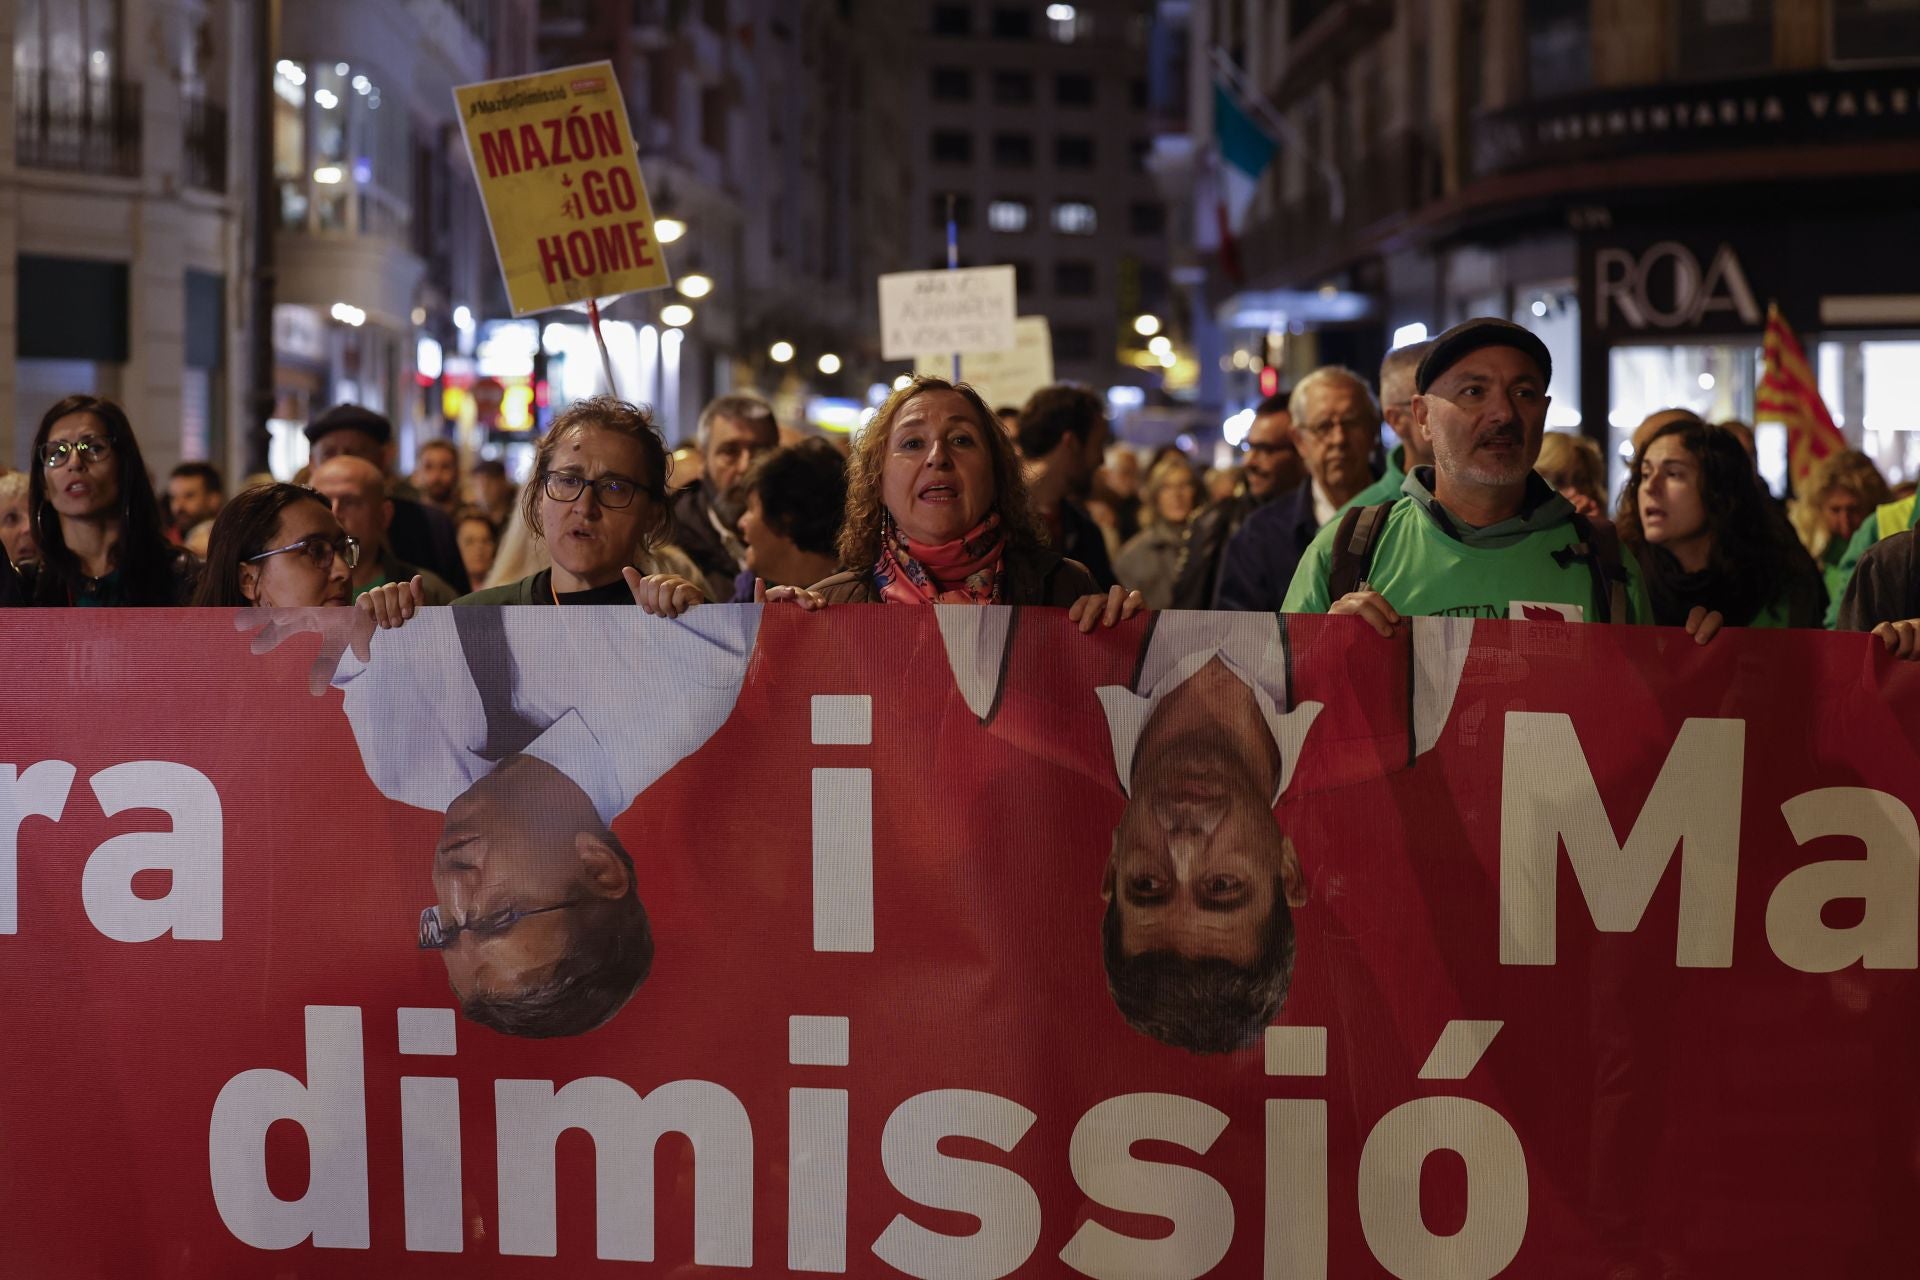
[541,470,640,509]
[40,436,114,469]
[417,900,587,950]
[246,533,361,571]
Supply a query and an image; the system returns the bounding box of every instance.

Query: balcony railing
[183,95,227,192]
[15,70,142,178]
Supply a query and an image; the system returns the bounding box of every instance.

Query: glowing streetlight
[1148,335,1173,357]
[676,273,714,299]
[655,217,687,244]
[312,165,343,184]
[892,374,913,391]
[818,353,842,375]
[661,304,694,328]
[769,341,795,364]
[1133,314,1161,337]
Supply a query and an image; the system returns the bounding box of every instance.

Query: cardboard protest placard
[878,265,1017,360]
[453,61,671,316]
[916,315,1054,407]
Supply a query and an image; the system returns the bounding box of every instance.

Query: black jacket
[1215,483,1325,613]
[1167,489,1273,610]
[388,496,471,596]
[1837,529,1917,633]
[1053,499,1117,592]
[671,482,745,602]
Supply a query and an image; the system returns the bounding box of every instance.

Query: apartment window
[1131,77,1148,109]
[1005,258,1034,295]
[1052,200,1097,235]
[931,67,973,102]
[1055,73,1094,107]
[1055,135,1095,169]
[1054,325,1094,361]
[1834,0,1920,63]
[1048,8,1095,42]
[987,199,1030,232]
[1130,137,1152,172]
[1054,260,1095,296]
[1524,0,1592,96]
[992,132,1034,167]
[931,193,975,229]
[1672,0,1773,79]
[991,6,1032,38]
[932,4,972,36]
[992,70,1034,105]
[1129,202,1165,236]
[931,129,973,164]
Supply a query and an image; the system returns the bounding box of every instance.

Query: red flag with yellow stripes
[1755,302,1845,497]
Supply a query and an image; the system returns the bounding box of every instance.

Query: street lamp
[818,353,842,375]
[661,304,694,328]
[769,341,795,364]
[1133,314,1161,337]
[1148,335,1173,357]
[655,217,687,244]
[676,273,713,299]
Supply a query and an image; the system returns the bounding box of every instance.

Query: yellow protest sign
[453,61,671,316]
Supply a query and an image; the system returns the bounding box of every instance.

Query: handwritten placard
[878,266,1018,360]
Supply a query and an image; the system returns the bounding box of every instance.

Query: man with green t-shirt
[1283,317,1676,634]
[1341,339,1434,513]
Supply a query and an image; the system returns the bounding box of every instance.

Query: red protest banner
[2,606,1917,1277]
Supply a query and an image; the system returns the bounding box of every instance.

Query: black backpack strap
[1327,503,1391,602]
[1567,512,1629,625]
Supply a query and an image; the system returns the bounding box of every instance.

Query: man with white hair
[672,392,780,600]
[1214,366,1380,612]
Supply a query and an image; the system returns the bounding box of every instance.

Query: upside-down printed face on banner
[4,605,1920,1278]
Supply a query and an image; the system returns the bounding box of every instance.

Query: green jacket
[1823,493,1918,628]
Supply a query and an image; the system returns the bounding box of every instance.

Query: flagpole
[946,193,962,383]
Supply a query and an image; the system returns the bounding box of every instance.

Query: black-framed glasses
[40,436,114,469]
[417,900,587,950]
[542,470,639,509]
[246,533,361,571]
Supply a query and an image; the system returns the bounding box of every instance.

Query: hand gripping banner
[3,606,1919,1277]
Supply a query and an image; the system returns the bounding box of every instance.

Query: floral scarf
[874,511,1005,605]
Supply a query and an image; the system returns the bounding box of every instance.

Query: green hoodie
[1283,467,1650,622]
[1340,443,1409,515]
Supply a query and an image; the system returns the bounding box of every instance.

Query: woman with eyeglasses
[454,396,704,614]
[191,482,421,629]
[18,394,198,605]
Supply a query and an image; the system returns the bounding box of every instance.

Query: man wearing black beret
[1280,318,1653,628]
[306,404,471,595]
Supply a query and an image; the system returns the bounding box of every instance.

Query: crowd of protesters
[3,315,1918,657]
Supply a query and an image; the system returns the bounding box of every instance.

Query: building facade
[906,0,1175,406]
[1173,0,1920,490]
[1,0,251,477]
[536,0,912,443]
[267,0,531,477]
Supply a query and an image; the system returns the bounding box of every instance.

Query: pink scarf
[874,512,1006,605]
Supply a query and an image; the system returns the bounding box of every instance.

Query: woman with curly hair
[771,376,1142,630]
[1618,413,1825,637]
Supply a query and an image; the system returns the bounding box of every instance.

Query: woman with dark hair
[1618,414,1826,636]
[454,395,703,614]
[770,376,1142,631]
[732,437,848,600]
[20,394,197,605]
[192,482,421,628]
